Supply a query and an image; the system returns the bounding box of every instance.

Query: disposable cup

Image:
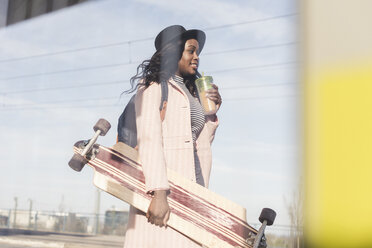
[195,76,217,115]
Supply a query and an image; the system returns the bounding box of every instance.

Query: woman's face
[176,39,200,77]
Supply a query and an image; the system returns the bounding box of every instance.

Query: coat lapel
[168,77,188,99]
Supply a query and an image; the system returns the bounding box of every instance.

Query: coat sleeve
[135,83,170,194]
[205,114,219,144]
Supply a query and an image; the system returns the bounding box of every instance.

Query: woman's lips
[191,63,198,69]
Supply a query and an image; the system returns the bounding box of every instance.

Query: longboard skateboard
[68,119,275,248]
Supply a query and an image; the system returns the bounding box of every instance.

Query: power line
[0,61,296,94]
[203,42,296,55]
[221,82,296,90]
[0,59,297,82]
[209,61,297,74]
[0,83,297,111]
[203,13,297,31]
[0,42,297,81]
[0,13,297,64]
[0,61,136,81]
[224,94,298,101]
[2,95,126,109]
[0,92,298,111]
[0,103,121,111]
[0,38,153,64]
[0,60,296,95]
[2,79,129,94]
[2,82,296,107]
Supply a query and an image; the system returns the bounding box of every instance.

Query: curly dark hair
[126,38,200,96]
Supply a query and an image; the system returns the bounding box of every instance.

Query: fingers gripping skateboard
[68,119,111,172]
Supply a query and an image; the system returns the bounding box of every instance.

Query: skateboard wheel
[93,118,111,136]
[68,153,88,172]
[259,208,276,226]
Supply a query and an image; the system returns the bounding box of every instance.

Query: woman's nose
[194,52,199,60]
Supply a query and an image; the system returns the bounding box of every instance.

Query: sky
[0,0,298,234]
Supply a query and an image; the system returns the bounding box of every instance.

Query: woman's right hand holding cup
[195,75,221,115]
[206,83,222,112]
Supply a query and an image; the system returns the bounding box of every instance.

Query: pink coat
[123,78,218,248]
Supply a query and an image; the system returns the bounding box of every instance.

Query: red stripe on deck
[82,146,254,247]
[170,184,251,244]
[95,146,146,184]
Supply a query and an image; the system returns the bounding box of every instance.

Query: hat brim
[181,29,206,53]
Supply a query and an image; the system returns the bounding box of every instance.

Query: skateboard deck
[72,141,257,248]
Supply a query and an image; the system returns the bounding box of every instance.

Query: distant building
[103,210,129,235]
[0,0,89,28]
[0,215,8,226]
[0,209,89,233]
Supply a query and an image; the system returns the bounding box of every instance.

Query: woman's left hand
[206,83,222,111]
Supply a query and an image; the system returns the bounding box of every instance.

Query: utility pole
[58,195,65,213]
[94,189,101,234]
[28,199,33,228]
[13,197,18,228]
[34,212,38,231]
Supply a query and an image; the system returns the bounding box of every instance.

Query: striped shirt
[173,75,206,186]
[173,75,205,143]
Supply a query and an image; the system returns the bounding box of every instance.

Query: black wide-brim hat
[155,25,206,53]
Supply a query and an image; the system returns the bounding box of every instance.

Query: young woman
[122,25,221,248]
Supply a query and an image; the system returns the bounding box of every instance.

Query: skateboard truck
[68,118,111,172]
[248,208,276,248]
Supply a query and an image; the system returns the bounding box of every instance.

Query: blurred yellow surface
[305,62,372,247]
